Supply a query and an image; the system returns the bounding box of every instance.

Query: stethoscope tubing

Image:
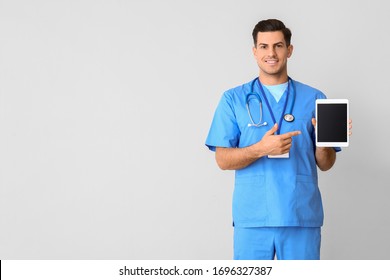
[246,77,296,130]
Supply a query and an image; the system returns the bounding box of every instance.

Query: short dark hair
[252,19,292,46]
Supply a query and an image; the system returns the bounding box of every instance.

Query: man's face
[252,31,293,79]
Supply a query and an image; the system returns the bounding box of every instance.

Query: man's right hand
[254,123,301,156]
[215,123,301,170]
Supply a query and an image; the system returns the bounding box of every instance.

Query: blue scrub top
[205,78,341,228]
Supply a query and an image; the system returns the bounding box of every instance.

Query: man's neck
[259,72,289,86]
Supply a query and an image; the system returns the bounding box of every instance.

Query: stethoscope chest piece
[283,114,295,122]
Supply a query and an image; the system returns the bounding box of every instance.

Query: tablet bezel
[315,99,349,147]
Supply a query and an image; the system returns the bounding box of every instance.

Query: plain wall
[0,0,389,259]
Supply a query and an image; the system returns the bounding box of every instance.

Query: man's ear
[287,44,293,58]
[252,46,257,57]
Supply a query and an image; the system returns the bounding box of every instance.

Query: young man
[205,19,351,260]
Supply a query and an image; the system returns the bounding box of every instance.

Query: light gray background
[0,0,389,259]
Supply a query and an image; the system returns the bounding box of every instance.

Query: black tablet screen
[317,103,347,142]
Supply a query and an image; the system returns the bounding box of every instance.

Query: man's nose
[268,47,276,56]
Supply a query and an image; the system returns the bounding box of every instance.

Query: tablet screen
[316,99,349,147]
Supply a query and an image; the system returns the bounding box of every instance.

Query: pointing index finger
[280,131,301,139]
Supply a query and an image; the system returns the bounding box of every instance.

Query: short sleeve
[205,92,240,152]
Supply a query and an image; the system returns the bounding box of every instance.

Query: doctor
[205,19,352,260]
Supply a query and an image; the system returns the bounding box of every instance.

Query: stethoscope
[246,77,296,134]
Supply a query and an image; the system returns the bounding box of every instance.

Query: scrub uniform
[205,78,340,259]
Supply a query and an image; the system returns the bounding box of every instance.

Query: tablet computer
[315,99,349,147]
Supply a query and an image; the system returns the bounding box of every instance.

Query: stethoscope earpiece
[248,122,267,127]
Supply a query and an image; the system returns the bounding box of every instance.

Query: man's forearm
[214,125,301,170]
[315,147,336,171]
[215,146,264,170]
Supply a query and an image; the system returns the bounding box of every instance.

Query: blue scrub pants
[234,227,321,260]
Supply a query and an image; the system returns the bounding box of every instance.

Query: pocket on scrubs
[295,175,323,224]
[233,174,266,225]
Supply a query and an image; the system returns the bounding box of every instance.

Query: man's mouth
[265,59,278,65]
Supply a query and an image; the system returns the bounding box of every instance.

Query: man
[205,19,352,260]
